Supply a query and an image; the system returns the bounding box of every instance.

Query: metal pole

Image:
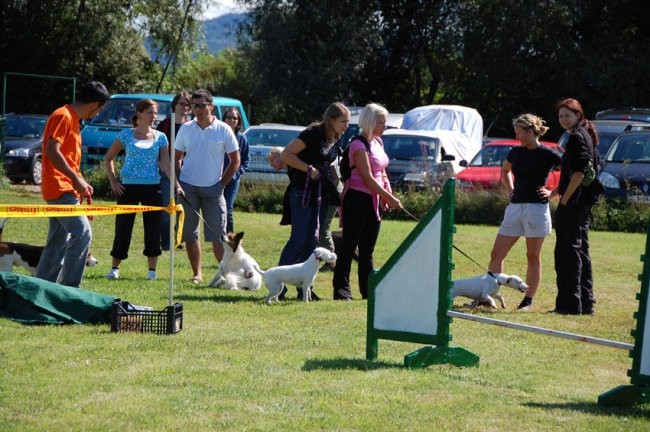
[447,310,634,351]
[168,112,176,306]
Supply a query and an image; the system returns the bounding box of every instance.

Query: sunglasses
[192,102,211,109]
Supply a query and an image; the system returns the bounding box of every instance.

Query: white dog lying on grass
[450,272,529,309]
[255,247,337,304]
[207,232,262,291]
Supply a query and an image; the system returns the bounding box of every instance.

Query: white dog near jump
[207,232,262,291]
[255,247,337,304]
[451,272,529,309]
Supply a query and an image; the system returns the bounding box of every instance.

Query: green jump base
[404,345,479,369]
[598,385,650,407]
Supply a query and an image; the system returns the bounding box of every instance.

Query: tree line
[1,0,648,139]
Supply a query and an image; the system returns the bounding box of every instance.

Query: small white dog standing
[255,247,337,303]
[207,232,262,291]
[450,272,529,309]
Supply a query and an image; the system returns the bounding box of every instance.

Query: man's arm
[43,137,92,197]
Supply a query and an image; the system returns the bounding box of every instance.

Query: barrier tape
[0,201,185,247]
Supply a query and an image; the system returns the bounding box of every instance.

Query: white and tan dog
[207,232,262,291]
[255,247,337,304]
[451,272,529,309]
[0,218,98,275]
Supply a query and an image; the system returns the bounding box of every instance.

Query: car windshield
[468,145,513,167]
[383,136,440,159]
[5,116,46,138]
[606,135,650,163]
[88,99,170,127]
[245,128,302,147]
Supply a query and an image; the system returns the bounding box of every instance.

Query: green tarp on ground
[0,272,118,324]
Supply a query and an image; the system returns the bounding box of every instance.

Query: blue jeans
[35,193,92,287]
[223,177,241,234]
[278,187,330,266]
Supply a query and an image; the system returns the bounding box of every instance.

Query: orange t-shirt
[41,105,82,200]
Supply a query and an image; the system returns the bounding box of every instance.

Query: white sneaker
[106,268,120,279]
[147,270,156,281]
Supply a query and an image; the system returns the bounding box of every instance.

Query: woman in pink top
[333,103,402,300]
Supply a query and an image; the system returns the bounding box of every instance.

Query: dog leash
[401,207,491,275]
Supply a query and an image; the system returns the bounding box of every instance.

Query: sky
[203,0,244,19]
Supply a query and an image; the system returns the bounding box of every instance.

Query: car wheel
[30,157,43,185]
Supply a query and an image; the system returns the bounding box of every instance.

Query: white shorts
[498,203,551,237]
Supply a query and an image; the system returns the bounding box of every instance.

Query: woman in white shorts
[488,114,562,311]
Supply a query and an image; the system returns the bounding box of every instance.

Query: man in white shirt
[174,89,241,283]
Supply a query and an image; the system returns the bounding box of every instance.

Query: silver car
[242,123,306,184]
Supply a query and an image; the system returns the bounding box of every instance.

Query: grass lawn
[1,185,649,431]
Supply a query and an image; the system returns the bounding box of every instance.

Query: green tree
[0,0,207,113]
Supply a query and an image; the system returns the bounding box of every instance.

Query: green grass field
[1,185,648,431]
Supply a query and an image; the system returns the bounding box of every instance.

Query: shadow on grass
[303,358,403,371]
[174,293,263,303]
[523,401,650,418]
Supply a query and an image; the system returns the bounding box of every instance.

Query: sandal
[190,277,202,284]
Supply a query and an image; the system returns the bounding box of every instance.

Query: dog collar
[487,271,497,279]
[313,251,322,261]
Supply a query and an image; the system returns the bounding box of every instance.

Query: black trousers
[110,184,163,260]
[332,189,381,299]
[553,202,595,314]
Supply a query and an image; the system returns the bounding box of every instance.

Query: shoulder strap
[352,134,371,152]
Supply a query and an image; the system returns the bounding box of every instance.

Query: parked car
[338,110,403,150]
[381,129,457,190]
[598,125,650,202]
[455,139,563,191]
[557,119,648,162]
[595,107,650,123]
[2,114,47,184]
[80,93,249,171]
[242,123,306,184]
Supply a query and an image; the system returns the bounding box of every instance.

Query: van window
[88,98,171,127]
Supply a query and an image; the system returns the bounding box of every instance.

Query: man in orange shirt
[35,81,110,287]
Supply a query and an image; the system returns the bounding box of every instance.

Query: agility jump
[366,178,650,407]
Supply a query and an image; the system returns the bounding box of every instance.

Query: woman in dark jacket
[277,102,351,300]
[547,98,600,315]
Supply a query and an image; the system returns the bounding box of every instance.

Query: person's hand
[109,177,124,196]
[386,195,402,211]
[73,175,93,198]
[175,185,185,197]
[309,165,320,181]
[537,186,551,199]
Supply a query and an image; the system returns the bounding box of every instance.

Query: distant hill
[202,13,249,53]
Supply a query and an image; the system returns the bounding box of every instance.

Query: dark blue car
[599,126,650,202]
[2,114,47,185]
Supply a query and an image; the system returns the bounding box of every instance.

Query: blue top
[117,128,169,185]
[223,131,250,182]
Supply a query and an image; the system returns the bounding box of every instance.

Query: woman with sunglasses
[156,91,191,251]
[222,107,250,233]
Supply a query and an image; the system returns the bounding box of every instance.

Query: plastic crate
[111,301,183,335]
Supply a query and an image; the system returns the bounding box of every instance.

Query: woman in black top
[547,98,599,315]
[488,113,562,311]
[277,102,351,300]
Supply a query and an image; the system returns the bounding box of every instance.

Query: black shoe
[319,263,335,273]
[297,287,321,301]
[278,286,288,301]
[548,309,580,315]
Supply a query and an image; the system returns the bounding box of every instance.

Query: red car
[455,139,563,190]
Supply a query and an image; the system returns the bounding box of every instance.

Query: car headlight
[6,148,30,157]
[598,172,620,189]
